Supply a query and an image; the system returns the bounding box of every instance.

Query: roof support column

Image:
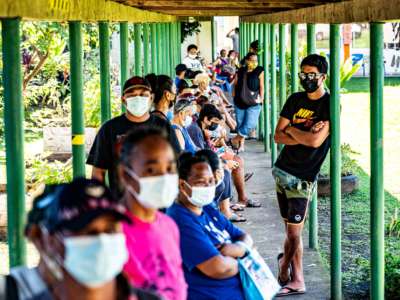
[69,21,86,179]
[329,23,342,300]
[134,23,143,76]
[99,21,111,123]
[211,17,216,62]
[177,22,182,63]
[370,21,385,300]
[166,23,172,76]
[263,23,270,153]
[307,23,319,250]
[143,23,150,76]
[120,22,129,112]
[291,24,299,93]
[2,17,27,267]
[270,23,277,165]
[258,23,265,141]
[279,24,287,110]
[156,23,162,73]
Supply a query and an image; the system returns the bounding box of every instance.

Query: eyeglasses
[298,72,324,80]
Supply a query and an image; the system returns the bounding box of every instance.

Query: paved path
[236,141,330,300]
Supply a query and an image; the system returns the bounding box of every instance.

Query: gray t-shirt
[230,33,239,52]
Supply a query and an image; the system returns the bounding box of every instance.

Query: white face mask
[184,115,193,127]
[189,54,197,59]
[184,181,216,207]
[64,233,128,288]
[125,168,179,209]
[126,96,150,117]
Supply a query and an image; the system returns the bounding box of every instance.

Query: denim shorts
[272,167,316,224]
[235,105,262,138]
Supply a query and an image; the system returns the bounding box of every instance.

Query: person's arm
[219,233,253,258]
[92,167,107,183]
[231,76,238,97]
[196,255,239,279]
[226,29,234,38]
[174,128,186,150]
[286,121,330,148]
[274,117,299,145]
[258,72,265,103]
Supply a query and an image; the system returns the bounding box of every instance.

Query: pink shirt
[123,211,187,300]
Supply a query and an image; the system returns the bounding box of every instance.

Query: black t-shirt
[274,91,331,182]
[87,114,181,197]
[234,66,264,109]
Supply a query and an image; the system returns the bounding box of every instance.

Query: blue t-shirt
[187,121,208,150]
[171,124,198,154]
[167,203,245,300]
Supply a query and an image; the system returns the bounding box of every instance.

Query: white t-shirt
[182,56,203,70]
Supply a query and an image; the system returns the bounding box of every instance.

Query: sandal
[239,198,261,208]
[277,253,291,286]
[244,172,254,182]
[230,203,245,212]
[229,213,247,223]
[275,286,306,297]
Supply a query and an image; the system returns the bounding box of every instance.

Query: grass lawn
[316,29,370,49]
[317,77,400,299]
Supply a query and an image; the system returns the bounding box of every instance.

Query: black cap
[175,64,188,73]
[122,76,152,95]
[26,178,130,233]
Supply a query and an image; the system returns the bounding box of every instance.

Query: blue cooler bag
[238,243,281,300]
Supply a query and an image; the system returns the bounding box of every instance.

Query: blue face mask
[63,233,128,288]
[166,110,174,121]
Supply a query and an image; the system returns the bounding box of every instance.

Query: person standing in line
[231,52,264,152]
[226,27,239,52]
[273,54,330,297]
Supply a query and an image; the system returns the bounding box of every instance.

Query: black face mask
[207,123,219,131]
[300,78,320,93]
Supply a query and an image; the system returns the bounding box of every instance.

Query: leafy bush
[386,252,400,299]
[320,143,360,176]
[387,207,400,237]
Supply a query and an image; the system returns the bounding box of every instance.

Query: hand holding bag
[237,242,281,300]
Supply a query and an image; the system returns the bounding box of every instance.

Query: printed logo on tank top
[292,108,316,128]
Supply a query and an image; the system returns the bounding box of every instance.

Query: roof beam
[0,0,176,22]
[117,0,328,5]
[146,9,284,16]
[241,0,400,23]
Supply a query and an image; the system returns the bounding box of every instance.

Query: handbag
[239,71,260,106]
[237,242,281,300]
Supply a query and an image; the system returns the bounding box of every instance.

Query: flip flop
[230,203,245,212]
[229,213,247,223]
[244,172,254,182]
[275,286,306,297]
[244,198,261,208]
[277,253,291,286]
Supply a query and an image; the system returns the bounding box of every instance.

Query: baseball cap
[26,178,131,233]
[122,76,152,96]
[175,64,188,73]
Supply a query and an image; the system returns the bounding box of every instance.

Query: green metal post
[307,23,318,250]
[143,23,150,76]
[253,22,258,42]
[166,23,172,76]
[150,23,157,73]
[330,23,342,300]
[2,18,27,267]
[249,22,254,48]
[263,23,271,153]
[270,24,277,165]
[279,24,286,109]
[120,22,129,112]
[211,17,216,61]
[239,20,243,57]
[177,22,182,63]
[69,21,86,179]
[161,23,167,74]
[156,23,162,73]
[134,23,143,76]
[258,23,264,141]
[370,22,385,300]
[291,24,299,93]
[99,21,111,123]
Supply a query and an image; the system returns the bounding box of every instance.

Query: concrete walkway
[237,141,330,300]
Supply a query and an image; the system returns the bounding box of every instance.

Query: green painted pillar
[143,23,150,76]
[279,24,287,109]
[370,22,385,300]
[2,17,27,267]
[134,23,143,76]
[166,23,172,76]
[258,23,264,141]
[330,23,342,300]
[239,20,243,57]
[150,23,157,73]
[211,17,216,61]
[243,22,248,54]
[99,21,111,123]
[69,21,86,179]
[270,24,277,165]
[291,24,299,94]
[307,23,318,250]
[170,23,176,74]
[161,23,167,74]
[156,23,162,72]
[263,23,271,153]
[177,22,182,63]
[120,22,129,113]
